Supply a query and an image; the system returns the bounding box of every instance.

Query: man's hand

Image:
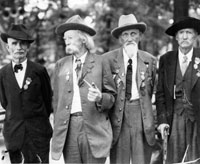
[157,123,170,140]
[87,82,102,102]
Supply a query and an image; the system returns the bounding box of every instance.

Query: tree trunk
[173,0,189,49]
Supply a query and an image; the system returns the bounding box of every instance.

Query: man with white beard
[103,14,157,164]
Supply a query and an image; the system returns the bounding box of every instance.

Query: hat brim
[166,17,200,36]
[1,33,34,43]
[111,23,147,38]
[56,23,96,36]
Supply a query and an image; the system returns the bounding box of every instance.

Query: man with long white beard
[103,14,157,164]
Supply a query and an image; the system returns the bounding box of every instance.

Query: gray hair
[77,30,95,52]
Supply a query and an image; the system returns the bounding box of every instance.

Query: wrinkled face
[120,29,141,57]
[176,28,198,50]
[120,29,141,45]
[63,30,84,56]
[7,38,30,63]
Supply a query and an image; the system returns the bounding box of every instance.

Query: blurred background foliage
[0,0,200,68]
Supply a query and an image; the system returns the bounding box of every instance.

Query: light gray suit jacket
[51,53,116,160]
[103,48,157,146]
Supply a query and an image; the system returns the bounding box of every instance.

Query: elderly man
[156,17,200,163]
[103,14,157,164]
[51,15,116,163]
[0,24,53,163]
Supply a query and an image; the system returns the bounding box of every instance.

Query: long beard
[123,42,138,58]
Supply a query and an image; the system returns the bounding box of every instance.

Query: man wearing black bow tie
[0,24,53,163]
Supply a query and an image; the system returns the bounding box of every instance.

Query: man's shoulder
[138,50,157,62]
[103,48,121,56]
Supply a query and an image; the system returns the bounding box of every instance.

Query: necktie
[14,64,23,73]
[126,59,132,100]
[75,59,82,83]
[181,55,188,75]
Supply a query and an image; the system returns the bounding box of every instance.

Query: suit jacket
[0,60,53,151]
[103,48,157,146]
[51,53,116,160]
[156,48,200,142]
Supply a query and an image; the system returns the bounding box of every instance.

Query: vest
[174,60,195,122]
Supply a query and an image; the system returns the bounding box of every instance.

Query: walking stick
[163,126,169,164]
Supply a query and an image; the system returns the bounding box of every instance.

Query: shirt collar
[12,59,27,69]
[178,48,193,63]
[123,48,137,64]
[74,51,88,64]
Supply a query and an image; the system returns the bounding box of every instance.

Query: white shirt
[71,52,87,114]
[178,48,193,67]
[123,49,140,100]
[12,59,27,88]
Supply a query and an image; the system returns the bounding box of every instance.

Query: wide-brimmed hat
[111,14,147,38]
[55,15,96,36]
[1,24,34,43]
[165,17,200,36]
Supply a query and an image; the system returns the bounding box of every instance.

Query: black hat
[56,15,96,36]
[165,17,200,36]
[1,24,34,43]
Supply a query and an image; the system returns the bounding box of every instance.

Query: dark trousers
[110,99,152,164]
[63,114,106,164]
[9,133,50,164]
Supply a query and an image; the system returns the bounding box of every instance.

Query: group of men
[0,12,200,164]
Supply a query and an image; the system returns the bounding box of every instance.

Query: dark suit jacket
[156,48,200,142]
[51,53,116,160]
[0,60,53,151]
[103,48,157,146]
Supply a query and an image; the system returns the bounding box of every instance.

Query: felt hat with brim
[1,24,34,43]
[56,15,96,36]
[165,17,200,36]
[111,14,147,38]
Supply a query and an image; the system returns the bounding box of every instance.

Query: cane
[163,126,169,164]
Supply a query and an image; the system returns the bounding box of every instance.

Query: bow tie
[14,64,23,73]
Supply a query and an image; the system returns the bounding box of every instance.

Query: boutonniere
[194,57,200,77]
[24,77,32,90]
[65,72,70,81]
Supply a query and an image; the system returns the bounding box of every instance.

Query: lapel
[6,63,22,92]
[114,48,126,85]
[137,51,148,88]
[80,53,95,83]
[62,56,73,86]
[165,51,178,97]
[191,48,200,89]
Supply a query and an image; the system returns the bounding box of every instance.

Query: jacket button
[66,106,69,109]
[119,108,122,111]
[63,121,67,124]
[118,118,121,122]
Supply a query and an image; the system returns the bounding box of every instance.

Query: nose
[183,32,188,39]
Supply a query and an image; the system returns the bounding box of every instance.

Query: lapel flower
[24,77,32,90]
[194,57,200,77]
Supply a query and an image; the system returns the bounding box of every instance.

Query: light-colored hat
[165,17,200,36]
[55,15,96,36]
[111,14,147,38]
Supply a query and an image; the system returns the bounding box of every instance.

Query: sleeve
[41,67,53,117]
[0,71,7,109]
[156,56,168,125]
[96,56,116,112]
